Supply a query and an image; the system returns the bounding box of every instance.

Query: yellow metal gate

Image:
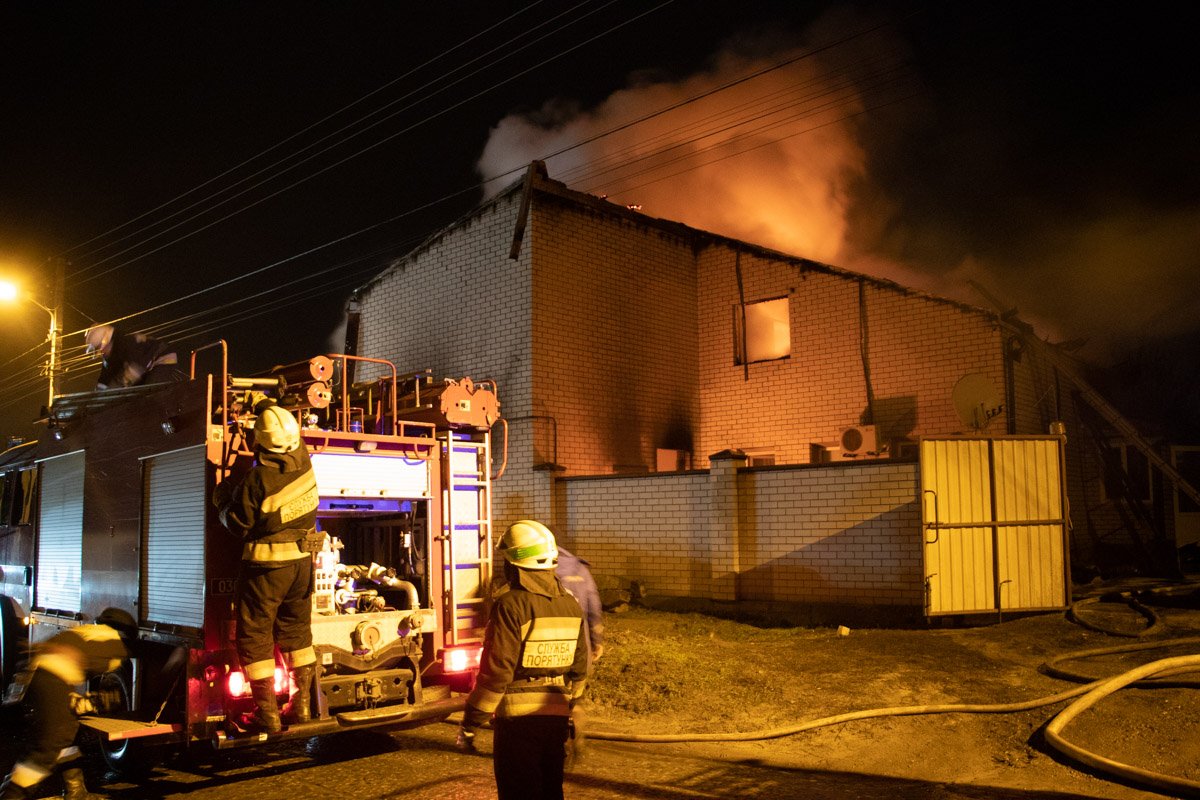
[920,436,1070,616]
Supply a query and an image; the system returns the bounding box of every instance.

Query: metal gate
[920,436,1069,616]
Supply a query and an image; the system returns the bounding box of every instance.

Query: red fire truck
[0,343,501,770]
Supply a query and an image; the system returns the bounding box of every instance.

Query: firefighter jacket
[96,328,178,389]
[31,624,128,687]
[462,568,588,730]
[218,445,319,564]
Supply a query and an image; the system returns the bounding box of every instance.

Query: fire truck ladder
[441,429,493,648]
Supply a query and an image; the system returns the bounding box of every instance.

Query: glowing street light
[0,279,59,409]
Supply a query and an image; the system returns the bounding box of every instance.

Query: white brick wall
[696,246,1008,465]
[558,461,922,608]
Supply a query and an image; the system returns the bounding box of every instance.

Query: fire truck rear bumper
[333,693,465,728]
[211,694,467,749]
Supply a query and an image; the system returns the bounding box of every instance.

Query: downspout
[858,280,875,425]
[734,250,748,382]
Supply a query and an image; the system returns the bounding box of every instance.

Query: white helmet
[253,405,300,453]
[500,520,558,570]
[85,324,115,355]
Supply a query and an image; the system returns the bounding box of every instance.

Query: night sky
[2,1,1197,442]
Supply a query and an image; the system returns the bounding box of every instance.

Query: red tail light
[442,646,482,673]
[225,666,290,696]
[226,670,250,697]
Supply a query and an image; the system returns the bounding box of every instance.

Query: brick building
[349,162,1178,616]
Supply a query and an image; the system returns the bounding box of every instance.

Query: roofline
[358,161,999,322]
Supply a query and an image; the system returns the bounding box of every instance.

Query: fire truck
[0,343,501,770]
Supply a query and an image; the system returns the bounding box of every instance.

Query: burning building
[344,162,1194,619]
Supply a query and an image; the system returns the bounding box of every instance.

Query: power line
[62,1,552,270]
[68,1,632,286]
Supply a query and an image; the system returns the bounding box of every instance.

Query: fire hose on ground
[582,630,1200,798]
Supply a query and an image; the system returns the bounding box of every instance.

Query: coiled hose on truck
[586,583,1200,798]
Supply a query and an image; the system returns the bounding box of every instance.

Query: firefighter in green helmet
[457,520,588,800]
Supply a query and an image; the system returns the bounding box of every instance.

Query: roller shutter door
[142,445,207,629]
[36,450,85,613]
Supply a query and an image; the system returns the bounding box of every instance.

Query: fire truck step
[335,695,465,728]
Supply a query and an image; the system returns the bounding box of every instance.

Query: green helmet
[500,520,558,570]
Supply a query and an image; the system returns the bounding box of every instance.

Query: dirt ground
[583,581,1200,799]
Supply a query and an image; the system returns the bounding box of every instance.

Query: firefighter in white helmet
[214,400,321,733]
[84,324,184,390]
[457,520,588,800]
[1,608,137,800]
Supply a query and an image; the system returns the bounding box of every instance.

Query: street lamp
[0,279,59,408]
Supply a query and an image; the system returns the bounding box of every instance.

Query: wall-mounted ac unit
[839,425,879,458]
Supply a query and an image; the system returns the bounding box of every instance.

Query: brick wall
[558,471,711,598]
[353,190,551,529]
[695,245,1007,465]
[736,462,923,605]
[556,459,922,609]
[530,196,699,476]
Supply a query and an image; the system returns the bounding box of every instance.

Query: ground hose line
[1067,580,1200,639]
[1044,653,1200,798]
[1042,635,1200,688]
[1068,593,1163,637]
[586,647,1200,797]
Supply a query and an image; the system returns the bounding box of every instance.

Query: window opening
[734,297,790,365]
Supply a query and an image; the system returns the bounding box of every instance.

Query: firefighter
[457,520,588,800]
[84,324,185,390]
[0,607,137,800]
[551,544,603,767]
[554,546,604,664]
[214,400,321,733]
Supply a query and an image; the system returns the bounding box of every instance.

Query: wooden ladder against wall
[440,429,494,647]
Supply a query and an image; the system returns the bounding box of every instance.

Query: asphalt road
[2,720,1134,800]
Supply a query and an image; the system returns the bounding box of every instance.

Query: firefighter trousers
[236,557,313,677]
[21,669,83,773]
[492,715,570,800]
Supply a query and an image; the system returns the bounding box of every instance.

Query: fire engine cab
[0,343,500,770]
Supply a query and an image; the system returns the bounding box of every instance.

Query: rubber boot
[245,677,282,734]
[60,768,108,800]
[286,664,315,724]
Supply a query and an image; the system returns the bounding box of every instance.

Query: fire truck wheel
[92,668,159,775]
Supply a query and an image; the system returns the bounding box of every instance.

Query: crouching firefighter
[1,607,138,800]
[457,520,588,800]
[215,400,322,733]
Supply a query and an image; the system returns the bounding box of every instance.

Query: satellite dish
[952,373,1002,431]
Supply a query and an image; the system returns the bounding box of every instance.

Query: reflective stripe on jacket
[463,569,587,728]
[219,445,318,563]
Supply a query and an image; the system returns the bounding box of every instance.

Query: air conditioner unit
[839,425,879,458]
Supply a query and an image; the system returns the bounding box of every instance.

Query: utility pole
[46,256,66,409]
